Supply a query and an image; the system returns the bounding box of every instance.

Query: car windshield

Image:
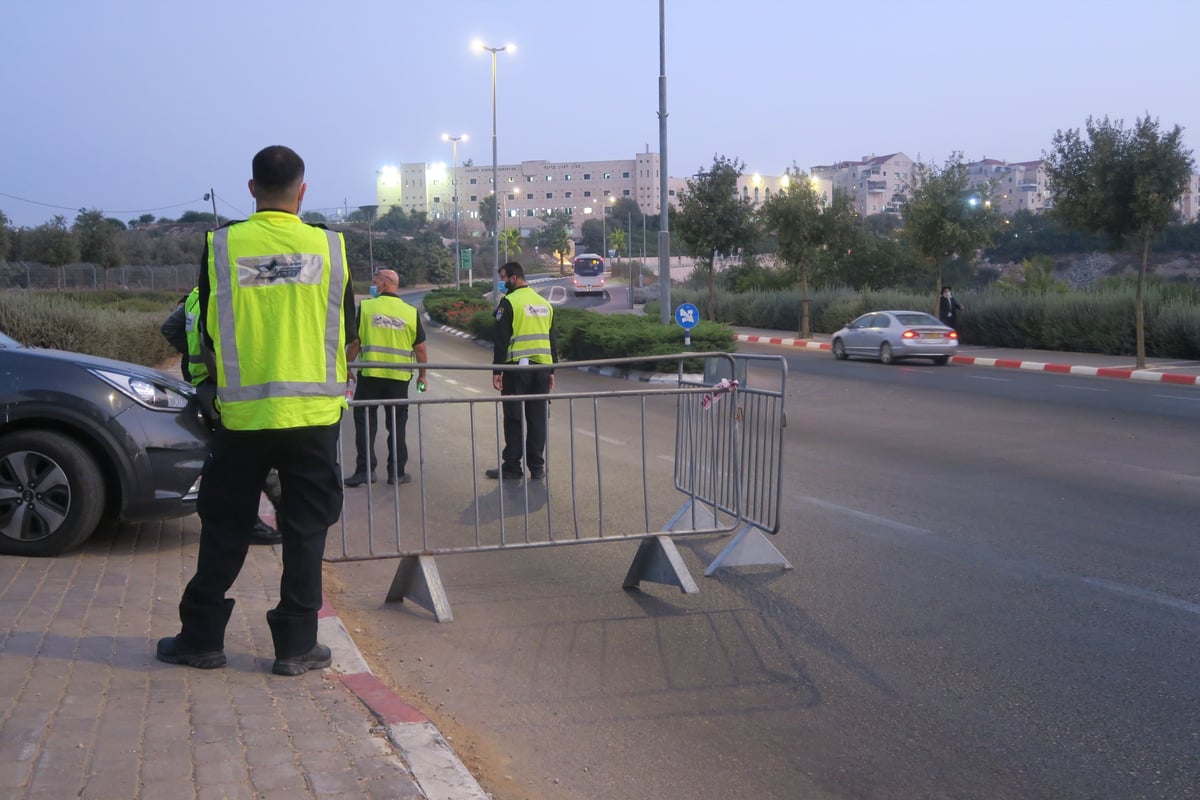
[894,313,943,326]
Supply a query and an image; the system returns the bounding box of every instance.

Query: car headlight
[90,369,193,410]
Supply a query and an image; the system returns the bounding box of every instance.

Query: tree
[26,216,79,286]
[0,209,10,263]
[478,195,497,237]
[373,205,409,233]
[609,229,627,259]
[498,228,521,262]
[1044,114,1195,367]
[674,155,759,318]
[760,173,858,338]
[901,152,999,297]
[74,208,123,271]
[539,210,574,274]
[301,210,328,225]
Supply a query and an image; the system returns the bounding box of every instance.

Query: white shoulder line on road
[1078,576,1200,617]
[1154,393,1200,402]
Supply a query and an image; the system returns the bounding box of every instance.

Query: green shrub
[0,291,178,366]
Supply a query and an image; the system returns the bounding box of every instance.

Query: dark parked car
[0,331,211,556]
[831,310,959,365]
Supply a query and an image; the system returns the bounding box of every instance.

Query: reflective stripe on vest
[209,218,347,429]
[183,287,208,385]
[505,286,553,363]
[358,295,417,380]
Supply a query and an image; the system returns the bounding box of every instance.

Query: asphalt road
[325,328,1200,800]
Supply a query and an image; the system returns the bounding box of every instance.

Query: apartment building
[811,153,916,216]
[376,150,1198,233]
[376,151,790,237]
[964,158,1052,217]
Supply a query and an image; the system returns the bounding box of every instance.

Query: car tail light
[947,330,959,340]
[902,329,919,339]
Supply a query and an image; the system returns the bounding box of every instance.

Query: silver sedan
[831,310,958,365]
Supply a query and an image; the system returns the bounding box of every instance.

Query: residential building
[811,153,915,216]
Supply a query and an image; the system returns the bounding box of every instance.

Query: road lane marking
[1078,577,1200,617]
[1055,384,1108,392]
[1153,393,1200,402]
[800,496,934,535]
[575,429,626,446]
[968,375,1010,382]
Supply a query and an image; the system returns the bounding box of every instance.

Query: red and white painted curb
[257,498,485,800]
[734,333,1200,386]
[319,600,490,800]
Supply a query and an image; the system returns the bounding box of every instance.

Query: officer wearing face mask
[487,261,558,480]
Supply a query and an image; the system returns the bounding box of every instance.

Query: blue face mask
[369,285,379,298]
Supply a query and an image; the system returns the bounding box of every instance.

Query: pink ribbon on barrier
[701,378,739,410]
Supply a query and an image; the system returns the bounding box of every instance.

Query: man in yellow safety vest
[157,145,356,677]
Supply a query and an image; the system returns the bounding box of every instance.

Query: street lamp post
[474,40,515,276]
[443,133,467,289]
[627,209,635,309]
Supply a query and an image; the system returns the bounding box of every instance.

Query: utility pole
[204,190,218,227]
[657,0,672,324]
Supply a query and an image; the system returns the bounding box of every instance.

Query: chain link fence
[0,263,201,292]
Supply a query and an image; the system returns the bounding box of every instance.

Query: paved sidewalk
[0,511,483,800]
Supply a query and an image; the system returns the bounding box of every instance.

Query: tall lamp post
[627,207,635,309]
[443,133,467,289]
[473,39,515,275]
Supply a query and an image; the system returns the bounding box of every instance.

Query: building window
[545,192,553,199]
[584,190,592,197]
[526,193,534,200]
[507,177,514,183]
[583,173,591,180]
[470,178,477,185]
[623,189,630,196]
[565,191,573,199]
[433,197,441,203]
[526,209,534,217]
[565,174,572,181]
[526,176,534,183]
[470,195,478,202]
[603,172,612,179]
[622,171,630,178]
[545,175,553,181]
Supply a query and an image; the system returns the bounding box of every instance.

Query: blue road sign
[675,303,699,330]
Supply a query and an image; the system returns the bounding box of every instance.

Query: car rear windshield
[895,313,942,326]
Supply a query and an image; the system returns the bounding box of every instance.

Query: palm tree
[498,228,522,262]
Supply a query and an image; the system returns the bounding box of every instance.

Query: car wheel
[0,430,106,557]
[832,339,848,360]
[879,342,894,365]
[932,356,949,366]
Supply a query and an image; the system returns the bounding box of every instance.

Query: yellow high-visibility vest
[206,211,349,430]
[357,295,418,381]
[504,286,553,364]
[183,287,208,386]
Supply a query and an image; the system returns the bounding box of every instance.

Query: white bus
[571,253,606,297]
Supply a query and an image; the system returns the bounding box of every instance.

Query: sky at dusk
[2,0,1196,228]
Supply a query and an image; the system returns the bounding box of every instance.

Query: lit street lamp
[443,132,468,289]
[473,39,515,275]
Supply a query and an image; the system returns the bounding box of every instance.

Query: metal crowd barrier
[327,352,788,621]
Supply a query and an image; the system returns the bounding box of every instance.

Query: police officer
[487,261,557,480]
[161,288,283,545]
[343,268,427,486]
[157,145,355,676]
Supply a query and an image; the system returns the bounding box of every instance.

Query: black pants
[178,420,342,658]
[351,375,411,477]
[501,368,551,472]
